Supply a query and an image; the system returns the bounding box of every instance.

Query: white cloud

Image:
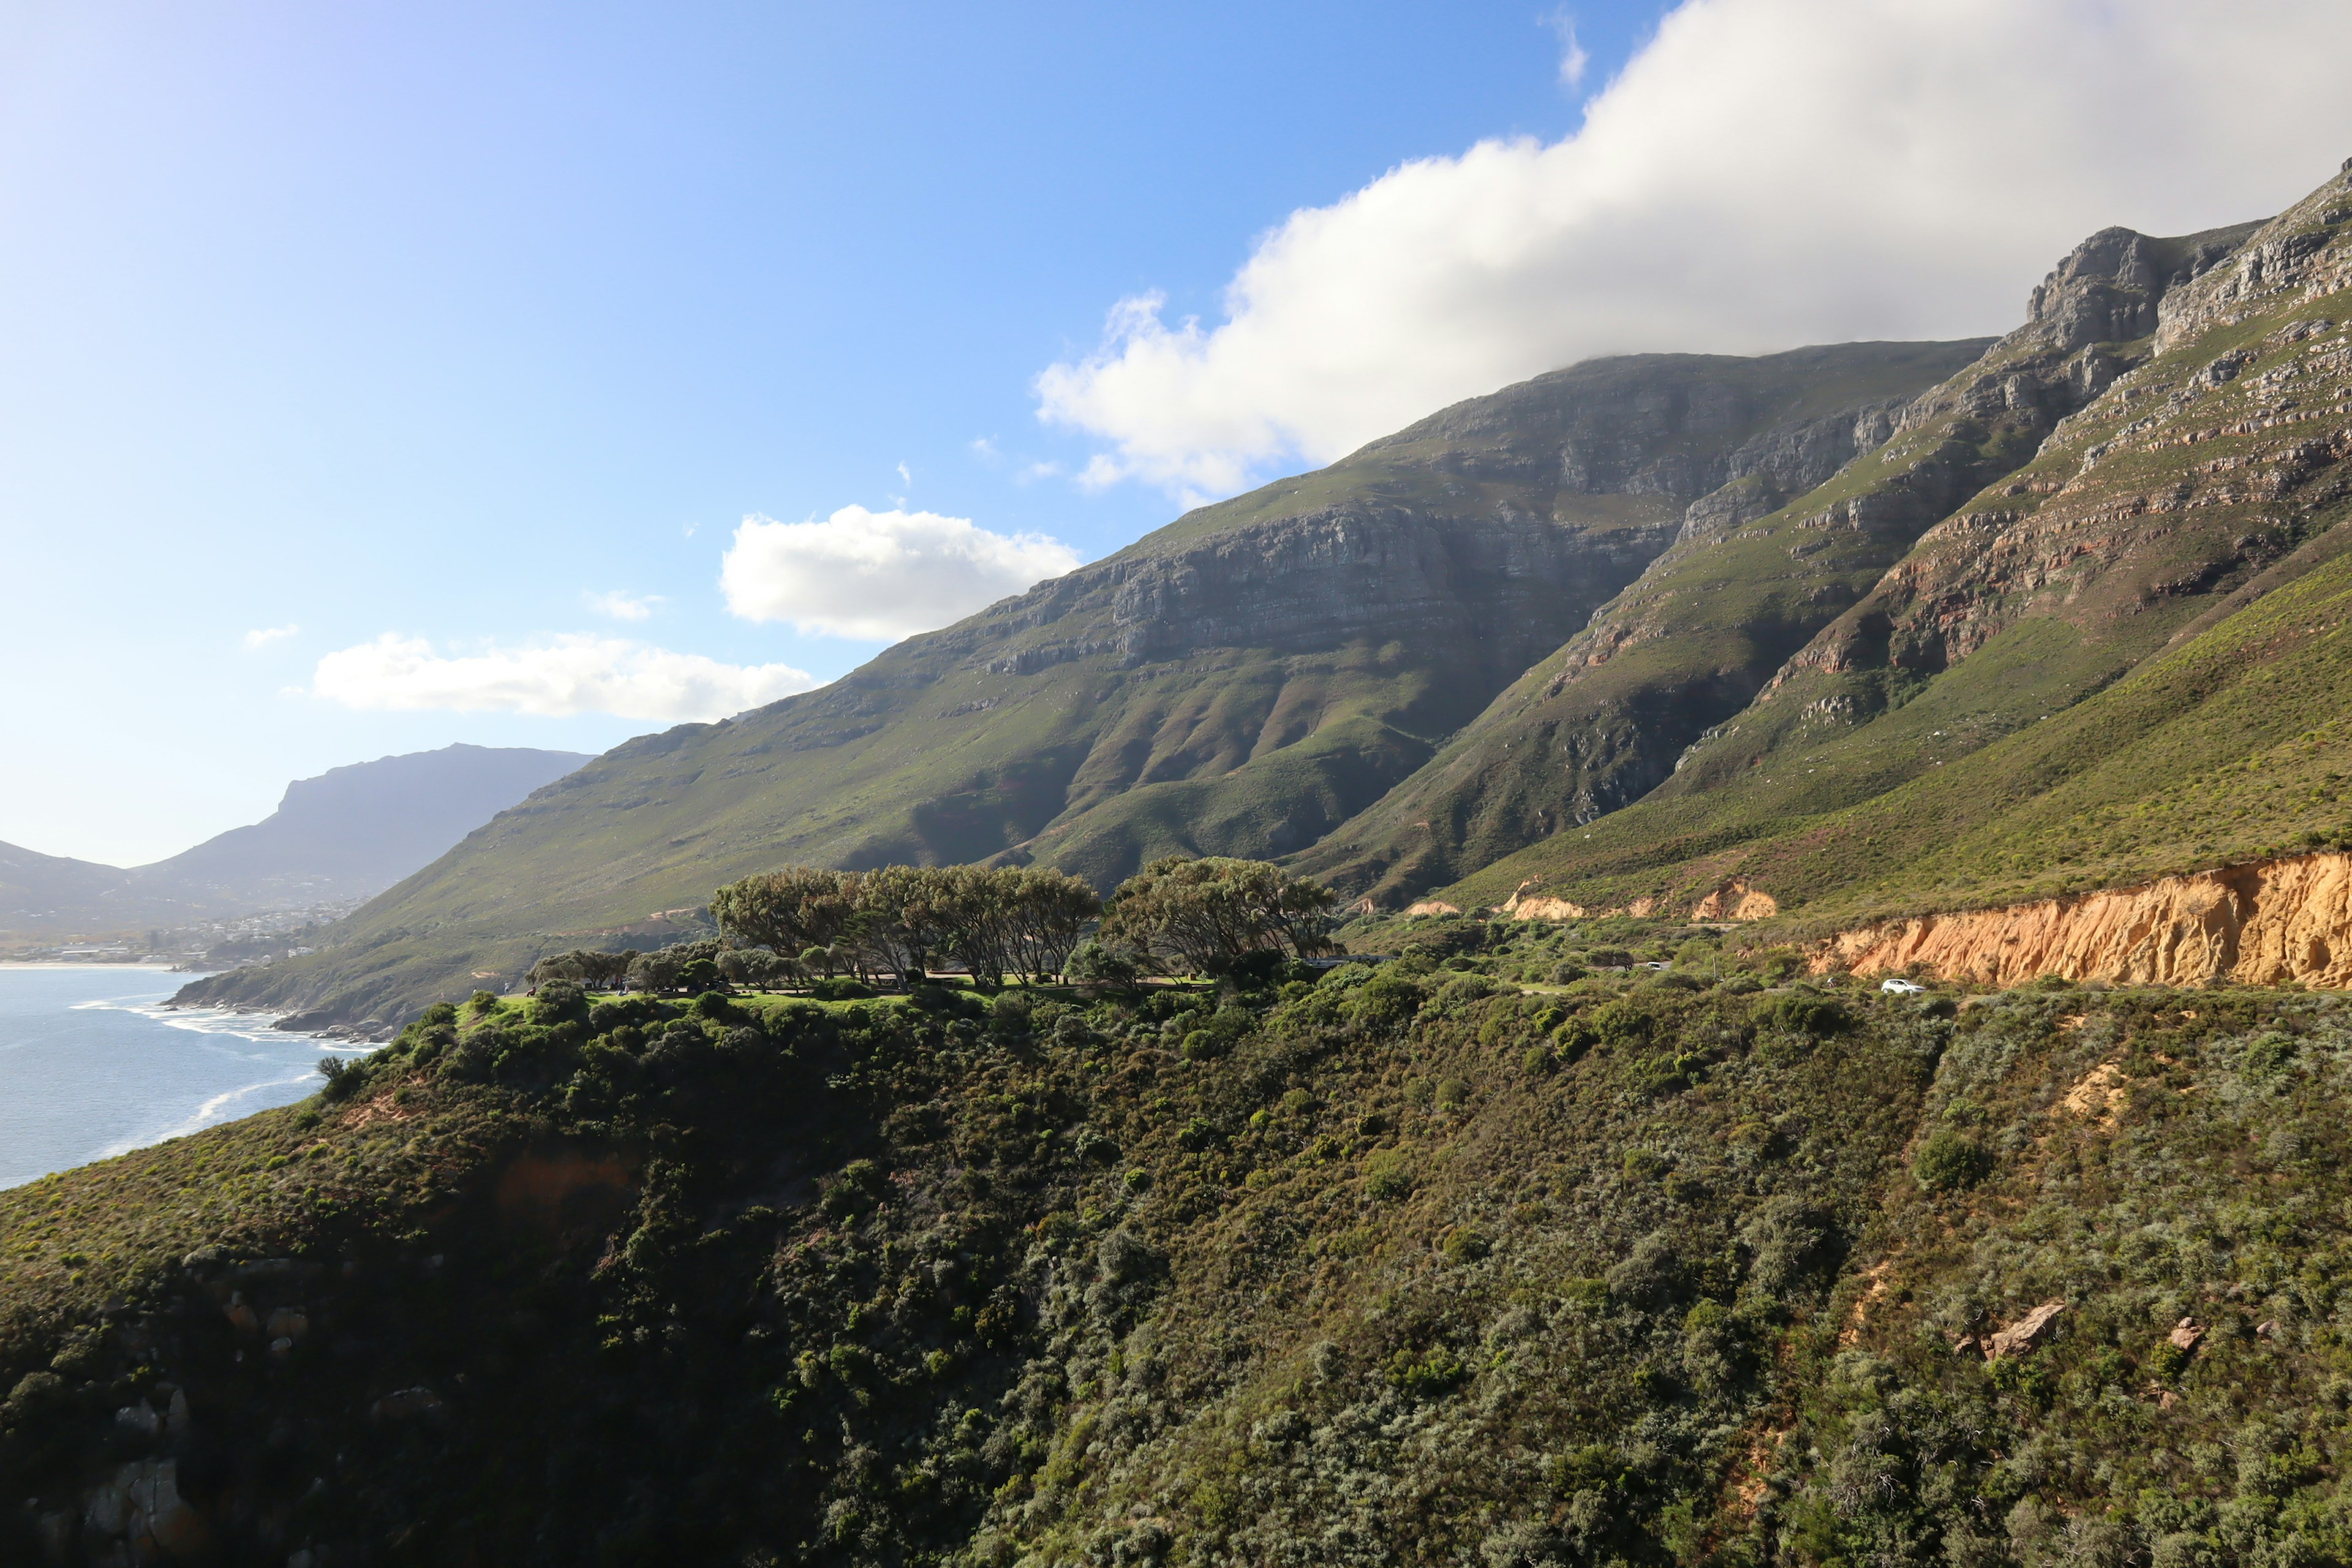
[1548,12,1589,88]
[1038,0,2352,497]
[719,505,1083,641]
[241,624,298,649]
[584,589,661,621]
[310,633,818,722]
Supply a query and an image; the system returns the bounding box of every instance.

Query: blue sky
[2,0,1645,863]
[6,0,2349,866]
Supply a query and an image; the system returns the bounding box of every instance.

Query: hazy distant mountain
[0,842,140,930]
[0,744,590,937]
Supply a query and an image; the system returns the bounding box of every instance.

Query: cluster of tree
[526,855,1339,997]
[1096,856,1337,977]
[526,939,795,997]
[710,864,1101,987]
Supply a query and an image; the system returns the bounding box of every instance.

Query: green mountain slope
[1295,221,2263,906]
[14,949,2352,1564]
[1439,168,2352,925]
[177,342,1980,1029]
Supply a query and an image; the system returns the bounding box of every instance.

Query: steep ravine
[1817,850,2352,987]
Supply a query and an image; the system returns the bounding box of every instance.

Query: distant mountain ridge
[0,744,589,937]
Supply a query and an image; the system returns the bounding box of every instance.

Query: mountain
[137,743,595,908]
[1293,221,2266,903]
[1430,165,2352,942]
[174,341,1985,1024]
[175,156,2352,1036]
[0,842,145,931]
[0,744,589,938]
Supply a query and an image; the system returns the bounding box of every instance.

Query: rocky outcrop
[2155,167,2352,352]
[1818,852,2352,989]
[1762,218,2267,692]
[1096,501,1675,671]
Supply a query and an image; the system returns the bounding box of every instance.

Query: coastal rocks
[1817,851,2352,989]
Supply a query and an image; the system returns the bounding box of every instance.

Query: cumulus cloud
[1038,0,2352,497]
[584,589,660,621]
[719,505,1082,641]
[311,634,818,722]
[242,624,298,649]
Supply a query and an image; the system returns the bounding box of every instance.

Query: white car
[1879,977,1926,995]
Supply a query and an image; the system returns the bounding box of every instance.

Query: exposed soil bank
[1819,852,2352,987]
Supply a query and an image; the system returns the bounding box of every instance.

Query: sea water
[0,965,368,1189]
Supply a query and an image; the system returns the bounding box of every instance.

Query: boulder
[1985,1300,2067,1359]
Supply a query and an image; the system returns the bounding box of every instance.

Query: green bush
[1912,1129,1991,1191]
[1757,992,1849,1036]
[1363,1150,1415,1200]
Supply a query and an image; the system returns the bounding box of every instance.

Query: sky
[4,0,2351,867]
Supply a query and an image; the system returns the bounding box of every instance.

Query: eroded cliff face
[1819,851,2352,988]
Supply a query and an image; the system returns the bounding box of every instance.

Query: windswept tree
[998,866,1101,982]
[1098,856,1336,977]
[525,948,637,992]
[712,862,1101,988]
[709,868,854,962]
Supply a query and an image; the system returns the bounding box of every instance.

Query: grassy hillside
[1438,179,2352,927]
[178,342,1980,1031]
[13,929,2352,1564]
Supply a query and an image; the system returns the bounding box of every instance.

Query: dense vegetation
[17,897,2352,1565]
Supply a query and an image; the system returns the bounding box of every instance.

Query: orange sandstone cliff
[1818,851,2352,988]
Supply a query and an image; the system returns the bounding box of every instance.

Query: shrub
[1441,1227,1490,1264]
[1605,1230,1684,1306]
[1348,973,1427,1034]
[1385,1346,1467,1398]
[1363,1151,1416,1200]
[1757,992,1849,1036]
[1064,939,1140,986]
[1912,1129,1991,1192]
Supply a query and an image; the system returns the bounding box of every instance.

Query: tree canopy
[711,863,1100,987]
[1097,856,1336,977]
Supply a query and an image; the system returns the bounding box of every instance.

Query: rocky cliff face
[1008,499,1675,680]
[1820,850,2352,989]
[1759,218,2267,691]
[1289,219,2234,907]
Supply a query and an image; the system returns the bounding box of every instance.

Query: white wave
[96,1069,329,1156]
[71,996,372,1053]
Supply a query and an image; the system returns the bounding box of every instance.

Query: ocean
[0,964,368,1189]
